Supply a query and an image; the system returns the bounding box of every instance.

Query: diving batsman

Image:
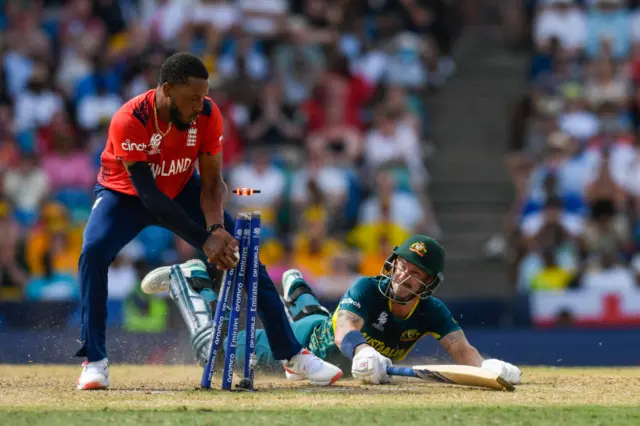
[143,235,522,385]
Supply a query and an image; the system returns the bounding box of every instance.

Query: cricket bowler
[143,235,522,385]
[76,52,342,390]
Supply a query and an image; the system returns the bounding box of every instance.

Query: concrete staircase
[426,27,529,298]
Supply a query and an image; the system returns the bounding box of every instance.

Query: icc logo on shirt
[148,133,163,155]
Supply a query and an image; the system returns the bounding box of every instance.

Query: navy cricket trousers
[75,175,302,362]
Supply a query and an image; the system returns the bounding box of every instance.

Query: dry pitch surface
[0,365,639,425]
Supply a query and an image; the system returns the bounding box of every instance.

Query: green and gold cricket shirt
[306,276,461,366]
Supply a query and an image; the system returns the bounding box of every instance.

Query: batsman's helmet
[378,235,445,304]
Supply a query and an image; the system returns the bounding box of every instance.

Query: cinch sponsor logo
[121,140,147,151]
[340,298,361,309]
[151,158,193,177]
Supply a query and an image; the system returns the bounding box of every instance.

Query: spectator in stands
[623,147,640,199]
[56,0,107,98]
[517,215,580,292]
[41,120,95,192]
[585,0,632,60]
[583,106,636,194]
[633,6,640,46]
[292,208,345,282]
[534,0,586,56]
[12,65,65,140]
[74,54,121,105]
[2,6,52,98]
[108,241,144,300]
[303,54,372,132]
[311,252,361,298]
[274,16,326,106]
[558,84,600,143]
[189,0,239,37]
[25,202,83,279]
[227,147,287,235]
[349,210,412,277]
[583,199,632,259]
[217,33,270,82]
[306,97,363,167]
[529,248,575,291]
[527,132,588,203]
[239,0,289,40]
[3,152,49,225]
[291,147,350,228]
[142,0,189,45]
[358,169,425,234]
[521,196,585,250]
[384,32,432,89]
[0,201,28,300]
[76,78,123,131]
[0,136,20,175]
[208,81,245,166]
[381,85,425,138]
[297,0,344,44]
[244,80,304,148]
[363,106,429,189]
[123,51,165,100]
[584,145,628,210]
[584,58,631,111]
[179,0,236,55]
[582,248,636,290]
[522,172,586,222]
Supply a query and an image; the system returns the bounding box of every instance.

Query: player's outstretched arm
[198,151,226,229]
[439,330,483,367]
[440,329,522,385]
[334,310,365,349]
[124,160,237,269]
[334,310,392,385]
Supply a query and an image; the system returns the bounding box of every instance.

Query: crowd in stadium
[0,0,458,301]
[489,0,640,292]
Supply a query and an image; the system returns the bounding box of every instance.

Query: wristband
[207,224,224,233]
[339,330,368,360]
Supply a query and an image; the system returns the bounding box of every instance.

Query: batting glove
[351,346,393,385]
[482,359,522,385]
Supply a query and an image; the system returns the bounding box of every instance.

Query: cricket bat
[387,364,515,391]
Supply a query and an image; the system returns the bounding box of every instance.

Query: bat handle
[386,366,417,378]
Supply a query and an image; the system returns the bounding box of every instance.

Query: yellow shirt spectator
[292,235,344,281]
[25,202,83,277]
[347,223,412,255]
[530,267,574,291]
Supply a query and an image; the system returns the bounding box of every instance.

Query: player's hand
[351,346,392,385]
[203,228,240,270]
[481,359,522,385]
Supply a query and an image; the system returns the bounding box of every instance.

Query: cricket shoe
[141,259,209,294]
[283,349,342,386]
[281,269,304,302]
[77,358,109,390]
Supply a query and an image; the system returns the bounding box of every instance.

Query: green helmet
[378,235,445,304]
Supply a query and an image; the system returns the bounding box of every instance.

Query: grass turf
[0,365,638,425]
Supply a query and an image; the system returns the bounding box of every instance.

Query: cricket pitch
[0,365,639,425]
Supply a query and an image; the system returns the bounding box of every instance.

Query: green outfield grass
[1,365,638,425]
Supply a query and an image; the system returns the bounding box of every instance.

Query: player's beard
[169,101,193,131]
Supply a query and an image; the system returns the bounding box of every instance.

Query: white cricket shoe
[281,269,304,302]
[141,259,207,294]
[77,358,110,390]
[283,349,342,386]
